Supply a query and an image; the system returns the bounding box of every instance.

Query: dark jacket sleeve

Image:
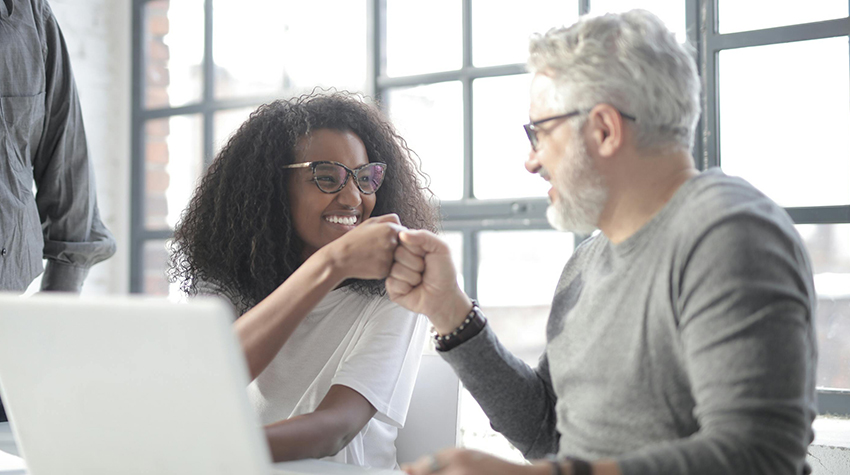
[33,1,115,291]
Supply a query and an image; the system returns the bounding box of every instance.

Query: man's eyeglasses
[523,109,637,151]
[282,161,388,195]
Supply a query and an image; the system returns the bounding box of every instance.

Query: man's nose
[525,150,542,174]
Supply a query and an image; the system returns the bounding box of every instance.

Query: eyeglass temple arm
[281,162,312,169]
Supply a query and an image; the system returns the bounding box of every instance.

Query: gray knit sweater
[441,169,817,475]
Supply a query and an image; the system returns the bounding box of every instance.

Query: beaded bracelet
[432,301,487,352]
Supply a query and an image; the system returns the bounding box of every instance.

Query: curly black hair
[168,91,439,310]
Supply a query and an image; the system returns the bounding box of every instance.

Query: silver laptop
[0,293,400,475]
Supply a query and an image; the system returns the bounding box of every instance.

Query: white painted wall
[49,0,132,295]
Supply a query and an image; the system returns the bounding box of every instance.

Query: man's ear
[587,104,625,158]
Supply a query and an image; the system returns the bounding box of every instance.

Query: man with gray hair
[388,10,816,475]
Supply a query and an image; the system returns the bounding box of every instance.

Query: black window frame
[698,0,850,415]
[130,0,850,415]
[370,0,850,415]
[130,0,284,294]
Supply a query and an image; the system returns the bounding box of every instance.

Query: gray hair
[528,9,700,151]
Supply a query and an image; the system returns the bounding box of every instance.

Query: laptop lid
[0,293,272,475]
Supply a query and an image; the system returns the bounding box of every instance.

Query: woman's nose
[334,176,363,207]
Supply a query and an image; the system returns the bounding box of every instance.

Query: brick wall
[142,1,171,295]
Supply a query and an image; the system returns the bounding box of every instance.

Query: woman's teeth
[326,216,357,226]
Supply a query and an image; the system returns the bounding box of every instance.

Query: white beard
[545,138,608,234]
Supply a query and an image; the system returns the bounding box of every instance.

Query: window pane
[477,229,571,395]
[719,38,850,207]
[459,388,526,462]
[590,0,688,42]
[144,0,204,109]
[386,0,462,77]
[214,106,257,156]
[479,230,573,308]
[463,230,574,460]
[213,0,367,99]
[473,74,549,199]
[143,240,170,296]
[720,0,848,34]
[478,230,574,363]
[797,224,850,390]
[472,0,579,67]
[145,115,204,230]
[387,82,464,201]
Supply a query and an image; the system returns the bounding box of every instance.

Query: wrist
[433,299,486,352]
[431,292,474,335]
[312,245,348,287]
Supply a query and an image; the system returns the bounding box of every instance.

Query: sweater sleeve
[439,324,560,459]
[617,213,817,475]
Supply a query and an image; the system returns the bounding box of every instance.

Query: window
[131,0,368,297]
[374,0,850,454]
[376,0,582,458]
[131,0,850,456]
[701,0,850,411]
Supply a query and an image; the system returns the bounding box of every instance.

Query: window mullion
[130,0,145,293]
[702,0,720,169]
[369,0,385,103]
[202,0,215,168]
[686,0,703,169]
[462,0,474,200]
[463,229,478,300]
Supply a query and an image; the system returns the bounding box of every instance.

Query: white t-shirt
[245,288,428,469]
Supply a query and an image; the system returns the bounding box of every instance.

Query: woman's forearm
[264,410,350,461]
[234,216,403,380]
[263,385,377,462]
[234,247,344,379]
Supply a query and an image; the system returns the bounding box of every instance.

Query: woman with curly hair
[168,91,439,468]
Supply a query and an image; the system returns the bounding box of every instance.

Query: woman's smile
[323,214,359,228]
[288,129,376,259]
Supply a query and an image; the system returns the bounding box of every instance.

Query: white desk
[0,423,402,475]
[0,423,24,475]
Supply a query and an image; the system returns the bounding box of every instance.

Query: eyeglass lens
[314,162,386,194]
[524,125,538,150]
